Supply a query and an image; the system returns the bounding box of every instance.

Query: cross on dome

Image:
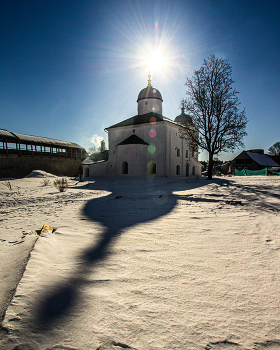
[181,101,185,114]
[147,71,152,86]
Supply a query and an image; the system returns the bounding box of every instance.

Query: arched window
[177,148,180,157]
[176,165,180,175]
[150,162,156,174]
[186,150,189,158]
[122,161,128,174]
[186,163,189,177]
[192,166,195,175]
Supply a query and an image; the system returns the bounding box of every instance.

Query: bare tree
[182,54,247,179]
[268,142,280,156]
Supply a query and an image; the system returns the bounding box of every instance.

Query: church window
[176,165,180,175]
[150,162,156,174]
[122,161,128,174]
[133,129,135,133]
[177,148,180,157]
[186,163,189,176]
[186,150,188,158]
[192,166,195,175]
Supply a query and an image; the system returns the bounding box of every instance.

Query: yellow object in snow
[40,224,54,234]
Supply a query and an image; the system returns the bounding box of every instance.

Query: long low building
[0,129,87,178]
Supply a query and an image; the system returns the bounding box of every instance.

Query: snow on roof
[246,152,279,167]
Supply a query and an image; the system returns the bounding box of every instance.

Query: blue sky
[1,0,280,161]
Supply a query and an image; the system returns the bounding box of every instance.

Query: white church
[83,74,202,178]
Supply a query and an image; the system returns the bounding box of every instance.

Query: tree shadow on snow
[34,177,230,330]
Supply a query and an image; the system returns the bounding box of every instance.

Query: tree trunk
[208,153,214,180]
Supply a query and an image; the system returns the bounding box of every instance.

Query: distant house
[230,149,279,173]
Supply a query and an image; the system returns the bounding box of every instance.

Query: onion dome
[174,106,192,124]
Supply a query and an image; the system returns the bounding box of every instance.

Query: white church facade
[83,75,202,178]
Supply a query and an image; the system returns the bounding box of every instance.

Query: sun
[148,48,165,72]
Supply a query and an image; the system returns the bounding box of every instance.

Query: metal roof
[174,107,193,124]
[0,129,15,138]
[106,112,165,129]
[137,85,163,102]
[246,152,279,167]
[105,113,184,131]
[116,134,149,146]
[0,129,84,149]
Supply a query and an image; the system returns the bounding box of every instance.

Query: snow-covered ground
[1,172,280,350]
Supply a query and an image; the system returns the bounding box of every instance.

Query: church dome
[137,73,163,102]
[137,73,163,115]
[137,85,163,102]
[174,107,192,124]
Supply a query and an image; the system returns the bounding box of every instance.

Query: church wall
[88,161,110,177]
[165,123,185,177]
[115,144,149,176]
[107,122,166,177]
[87,120,202,178]
[164,122,202,177]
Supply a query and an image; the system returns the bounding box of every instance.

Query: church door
[150,162,156,174]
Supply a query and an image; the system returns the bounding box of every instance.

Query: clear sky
[1,0,280,161]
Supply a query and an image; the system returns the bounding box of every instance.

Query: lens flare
[150,117,156,124]
[149,129,156,137]
[148,144,156,154]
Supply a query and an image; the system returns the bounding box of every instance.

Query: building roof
[137,85,163,102]
[174,107,192,124]
[0,129,84,149]
[106,112,165,129]
[82,157,94,165]
[246,151,279,167]
[116,134,149,146]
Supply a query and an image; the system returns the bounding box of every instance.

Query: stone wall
[0,154,83,178]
